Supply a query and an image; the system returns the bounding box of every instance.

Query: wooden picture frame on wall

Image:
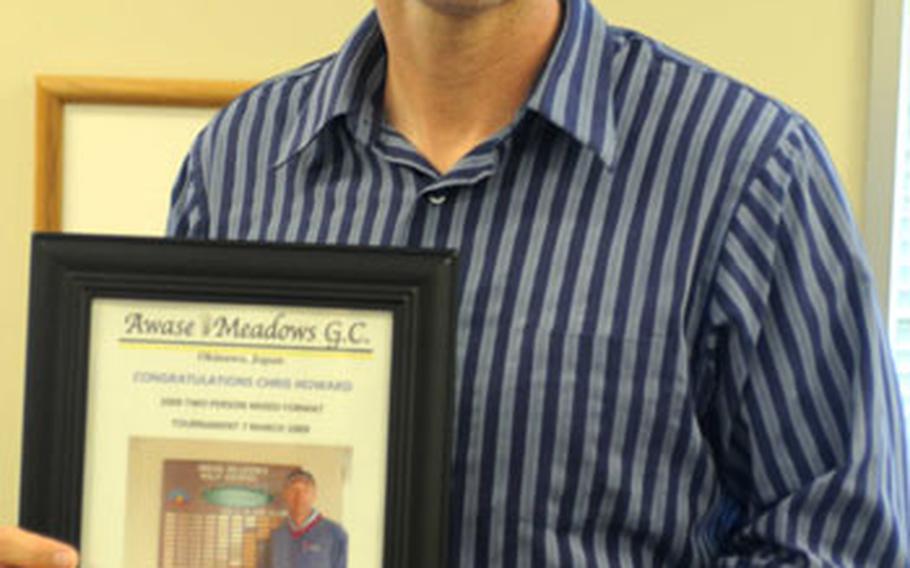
[34,75,254,233]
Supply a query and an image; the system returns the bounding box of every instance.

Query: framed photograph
[19,233,456,568]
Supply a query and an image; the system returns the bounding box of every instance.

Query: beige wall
[0,0,873,525]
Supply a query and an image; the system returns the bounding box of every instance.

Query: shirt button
[427,192,447,205]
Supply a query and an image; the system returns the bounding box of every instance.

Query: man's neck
[376,0,562,174]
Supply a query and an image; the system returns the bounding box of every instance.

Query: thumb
[0,527,78,567]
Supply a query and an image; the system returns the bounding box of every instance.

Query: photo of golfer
[121,439,354,568]
[269,468,347,568]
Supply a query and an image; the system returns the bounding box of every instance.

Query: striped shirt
[167,0,910,564]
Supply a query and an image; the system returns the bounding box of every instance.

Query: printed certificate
[84,299,390,567]
[20,234,455,568]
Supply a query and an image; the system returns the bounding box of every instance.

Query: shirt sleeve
[165,138,210,239]
[702,118,910,565]
[267,530,282,568]
[334,526,348,568]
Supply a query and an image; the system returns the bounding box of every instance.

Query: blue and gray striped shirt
[167,0,910,564]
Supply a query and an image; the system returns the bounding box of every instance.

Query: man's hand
[0,528,78,567]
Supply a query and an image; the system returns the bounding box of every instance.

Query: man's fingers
[0,527,78,567]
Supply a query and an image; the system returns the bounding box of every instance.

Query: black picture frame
[19,233,456,568]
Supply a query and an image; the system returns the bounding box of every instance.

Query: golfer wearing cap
[269,469,347,568]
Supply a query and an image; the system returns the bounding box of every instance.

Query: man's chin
[418,0,514,17]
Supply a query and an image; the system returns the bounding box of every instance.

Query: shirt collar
[273,0,616,168]
[525,0,617,167]
[288,509,322,537]
[273,13,386,168]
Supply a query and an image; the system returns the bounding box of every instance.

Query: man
[4,0,908,565]
[165,0,909,564]
[269,469,347,568]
